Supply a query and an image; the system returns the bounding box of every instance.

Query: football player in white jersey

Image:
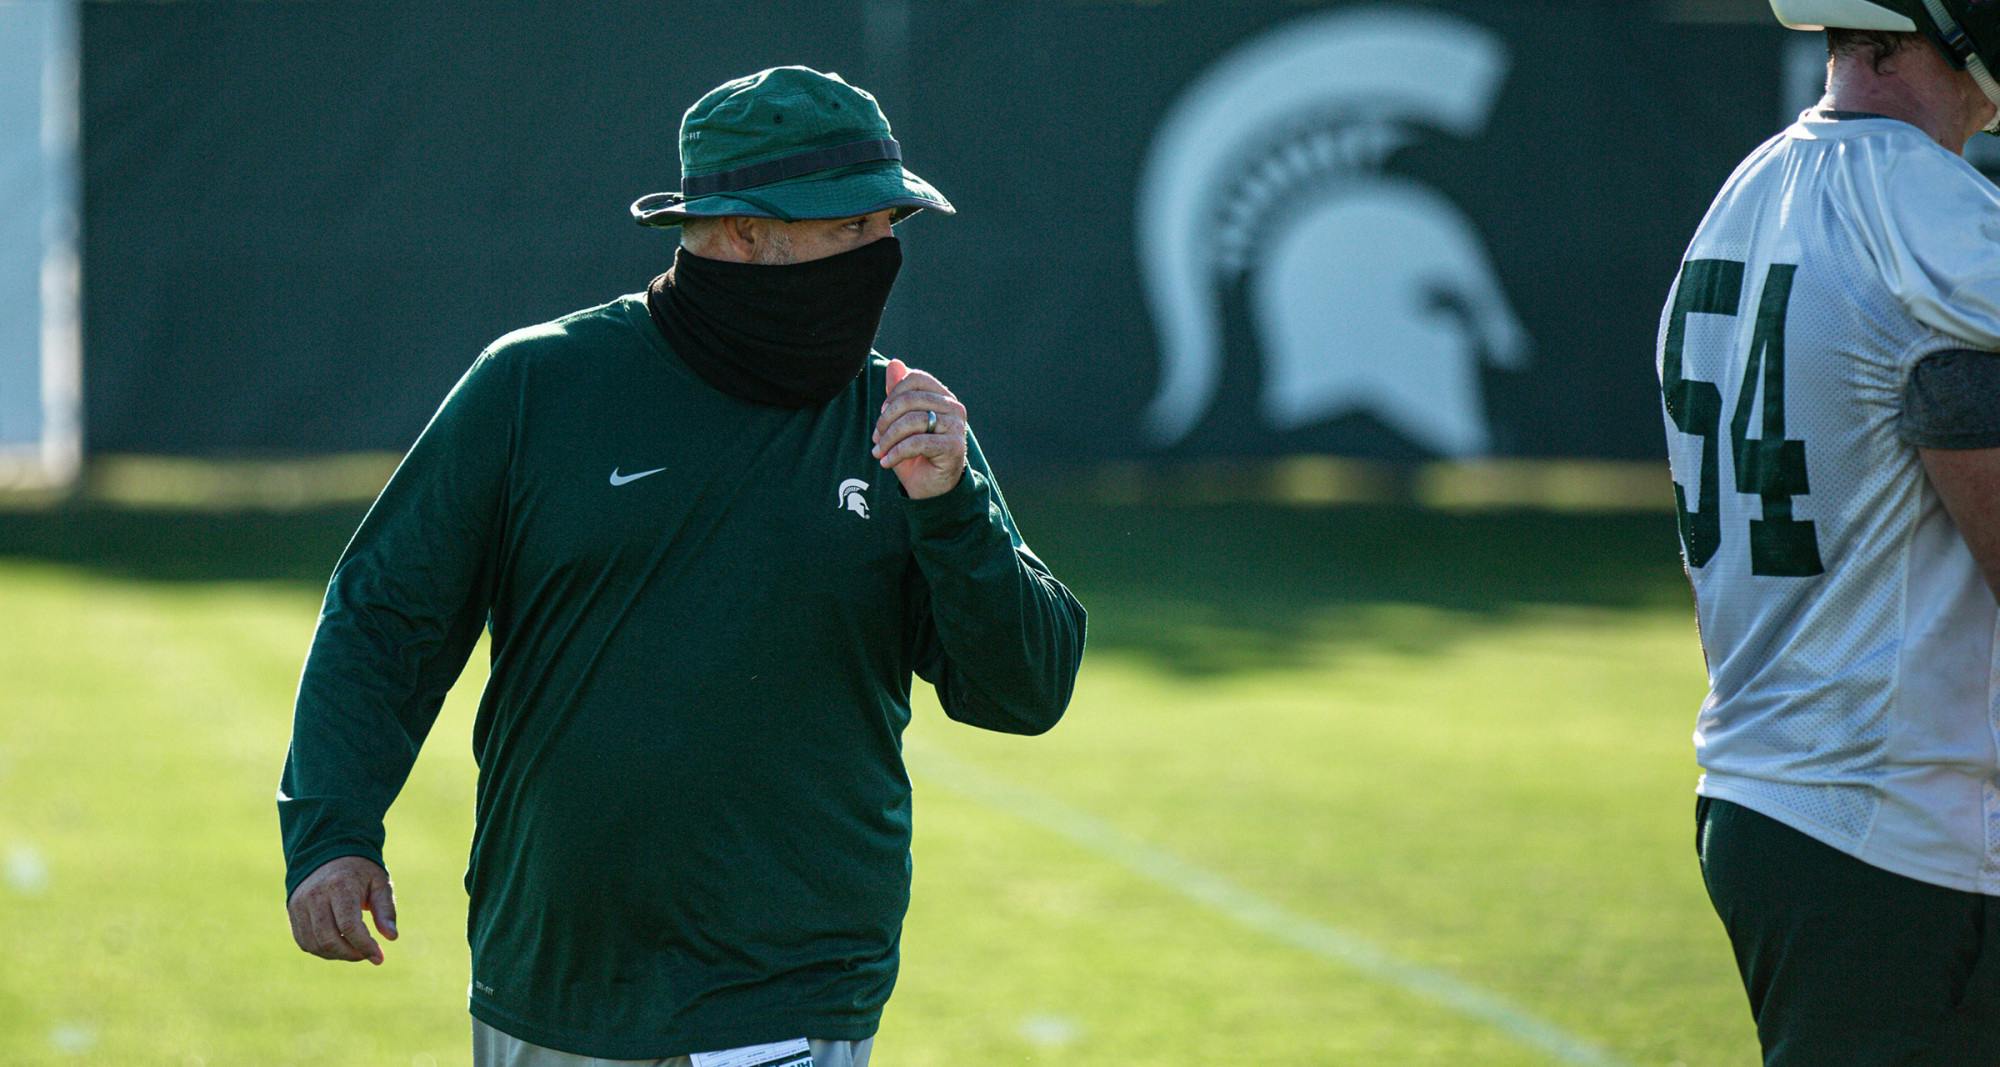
[1661,1,2000,1060]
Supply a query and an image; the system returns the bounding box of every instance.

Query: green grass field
[0,495,1757,1064]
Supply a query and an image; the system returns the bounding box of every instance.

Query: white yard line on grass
[912,747,1632,1067]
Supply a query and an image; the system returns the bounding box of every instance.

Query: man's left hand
[873,359,968,500]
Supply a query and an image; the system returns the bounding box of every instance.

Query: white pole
[0,0,82,492]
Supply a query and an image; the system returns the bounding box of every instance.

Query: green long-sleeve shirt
[277,294,1086,1058]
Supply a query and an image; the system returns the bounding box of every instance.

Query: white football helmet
[1773,0,2000,130]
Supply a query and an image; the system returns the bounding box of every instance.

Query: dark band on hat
[680,137,902,198]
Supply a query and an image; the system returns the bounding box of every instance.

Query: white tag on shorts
[690,1037,814,1067]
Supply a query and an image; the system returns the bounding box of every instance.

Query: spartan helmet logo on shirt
[1135,7,1529,457]
[837,478,871,519]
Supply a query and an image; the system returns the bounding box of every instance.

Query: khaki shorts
[472,1019,873,1067]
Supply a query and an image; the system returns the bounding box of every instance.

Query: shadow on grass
[0,505,364,585]
[1016,497,1692,674]
[0,494,1692,674]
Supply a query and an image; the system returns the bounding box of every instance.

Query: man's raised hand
[286,855,398,965]
[872,359,968,500]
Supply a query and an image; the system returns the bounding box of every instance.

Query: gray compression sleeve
[1900,349,2000,450]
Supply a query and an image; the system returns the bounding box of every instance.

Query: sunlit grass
[0,503,1752,1064]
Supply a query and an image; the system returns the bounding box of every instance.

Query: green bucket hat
[630,66,953,228]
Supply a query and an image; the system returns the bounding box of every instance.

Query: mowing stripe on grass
[912,747,1631,1067]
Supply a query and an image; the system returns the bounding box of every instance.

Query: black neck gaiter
[646,237,903,408]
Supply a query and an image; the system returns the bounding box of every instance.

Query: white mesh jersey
[1658,110,2000,894]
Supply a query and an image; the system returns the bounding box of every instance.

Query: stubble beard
[753,229,797,266]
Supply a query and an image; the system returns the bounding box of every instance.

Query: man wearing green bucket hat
[277,66,1085,1066]
[630,65,953,231]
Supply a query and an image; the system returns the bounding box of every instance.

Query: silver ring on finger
[925,410,938,434]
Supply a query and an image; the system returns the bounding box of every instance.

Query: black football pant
[1697,796,2000,1066]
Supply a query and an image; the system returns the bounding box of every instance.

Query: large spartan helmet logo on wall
[1137,7,1529,456]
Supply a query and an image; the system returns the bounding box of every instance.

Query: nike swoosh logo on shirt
[608,467,666,487]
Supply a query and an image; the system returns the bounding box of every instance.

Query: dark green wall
[82,1,1799,468]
